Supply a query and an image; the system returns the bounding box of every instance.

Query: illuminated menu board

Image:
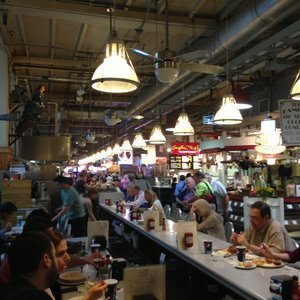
[170,155,200,170]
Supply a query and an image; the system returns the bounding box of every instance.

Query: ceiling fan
[104,109,143,126]
[131,0,224,83]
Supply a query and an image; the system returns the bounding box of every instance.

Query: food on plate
[237,261,255,268]
[59,271,85,282]
[227,245,238,253]
[253,258,266,265]
[244,261,254,268]
[273,259,282,266]
[265,258,274,264]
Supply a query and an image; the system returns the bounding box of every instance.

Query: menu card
[124,265,166,300]
[176,221,198,251]
[87,220,109,248]
[143,210,160,232]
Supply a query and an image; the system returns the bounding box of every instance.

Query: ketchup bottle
[184,232,193,249]
[148,218,155,230]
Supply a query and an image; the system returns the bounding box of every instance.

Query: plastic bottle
[292,275,300,300]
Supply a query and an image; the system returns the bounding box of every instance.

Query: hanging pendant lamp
[149,125,166,144]
[120,138,133,151]
[290,68,300,100]
[91,7,139,93]
[132,132,147,148]
[214,93,243,125]
[255,116,286,154]
[173,112,194,136]
[112,142,120,154]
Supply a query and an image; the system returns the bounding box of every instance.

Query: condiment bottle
[292,276,300,300]
[148,218,155,230]
[184,232,193,249]
[162,218,166,230]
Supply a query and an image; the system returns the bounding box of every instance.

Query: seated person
[121,185,146,208]
[0,202,17,237]
[231,201,296,255]
[260,242,300,263]
[190,199,226,241]
[144,189,166,219]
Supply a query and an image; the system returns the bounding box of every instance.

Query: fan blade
[129,48,163,62]
[181,63,224,75]
[173,50,210,62]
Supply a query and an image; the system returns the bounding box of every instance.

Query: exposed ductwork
[127,0,300,116]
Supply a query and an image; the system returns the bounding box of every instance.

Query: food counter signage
[171,142,199,155]
[279,99,300,145]
[170,155,194,170]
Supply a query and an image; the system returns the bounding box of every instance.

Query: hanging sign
[279,99,300,145]
[170,155,194,170]
[171,142,199,155]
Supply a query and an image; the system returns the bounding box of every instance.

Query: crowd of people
[0,169,299,299]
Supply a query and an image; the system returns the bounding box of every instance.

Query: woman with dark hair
[0,202,17,236]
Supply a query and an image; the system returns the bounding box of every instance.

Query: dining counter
[99,203,300,300]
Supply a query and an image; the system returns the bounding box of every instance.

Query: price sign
[287,204,293,209]
[284,220,289,225]
[280,100,300,145]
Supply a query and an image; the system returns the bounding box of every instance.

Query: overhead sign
[171,142,199,155]
[170,155,200,170]
[203,114,214,125]
[279,99,300,145]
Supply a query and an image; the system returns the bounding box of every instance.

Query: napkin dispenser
[270,275,293,300]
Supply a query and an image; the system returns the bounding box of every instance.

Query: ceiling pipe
[127,0,300,116]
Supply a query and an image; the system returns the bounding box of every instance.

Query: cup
[91,243,101,253]
[204,240,213,254]
[104,278,118,300]
[236,245,246,262]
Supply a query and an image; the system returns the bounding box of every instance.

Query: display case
[228,195,244,232]
[284,197,300,239]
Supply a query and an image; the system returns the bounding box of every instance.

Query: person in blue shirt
[174,175,186,197]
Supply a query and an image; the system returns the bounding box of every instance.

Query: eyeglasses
[248,215,262,221]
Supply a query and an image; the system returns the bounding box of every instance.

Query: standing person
[205,174,230,222]
[51,176,86,237]
[0,202,17,237]
[0,232,57,300]
[74,171,88,195]
[174,175,186,198]
[135,173,152,191]
[32,84,46,108]
[182,171,215,207]
[232,172,243,190]
[120,174,130,197]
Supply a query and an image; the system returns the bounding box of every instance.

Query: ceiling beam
[189,0,206,20]
[0,0,216,34]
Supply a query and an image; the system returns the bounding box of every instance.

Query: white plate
[58,279,85,286]
[256,262,284,268]
[211,249,231,257]
[235,263,257,270]
[245,253,260,260]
